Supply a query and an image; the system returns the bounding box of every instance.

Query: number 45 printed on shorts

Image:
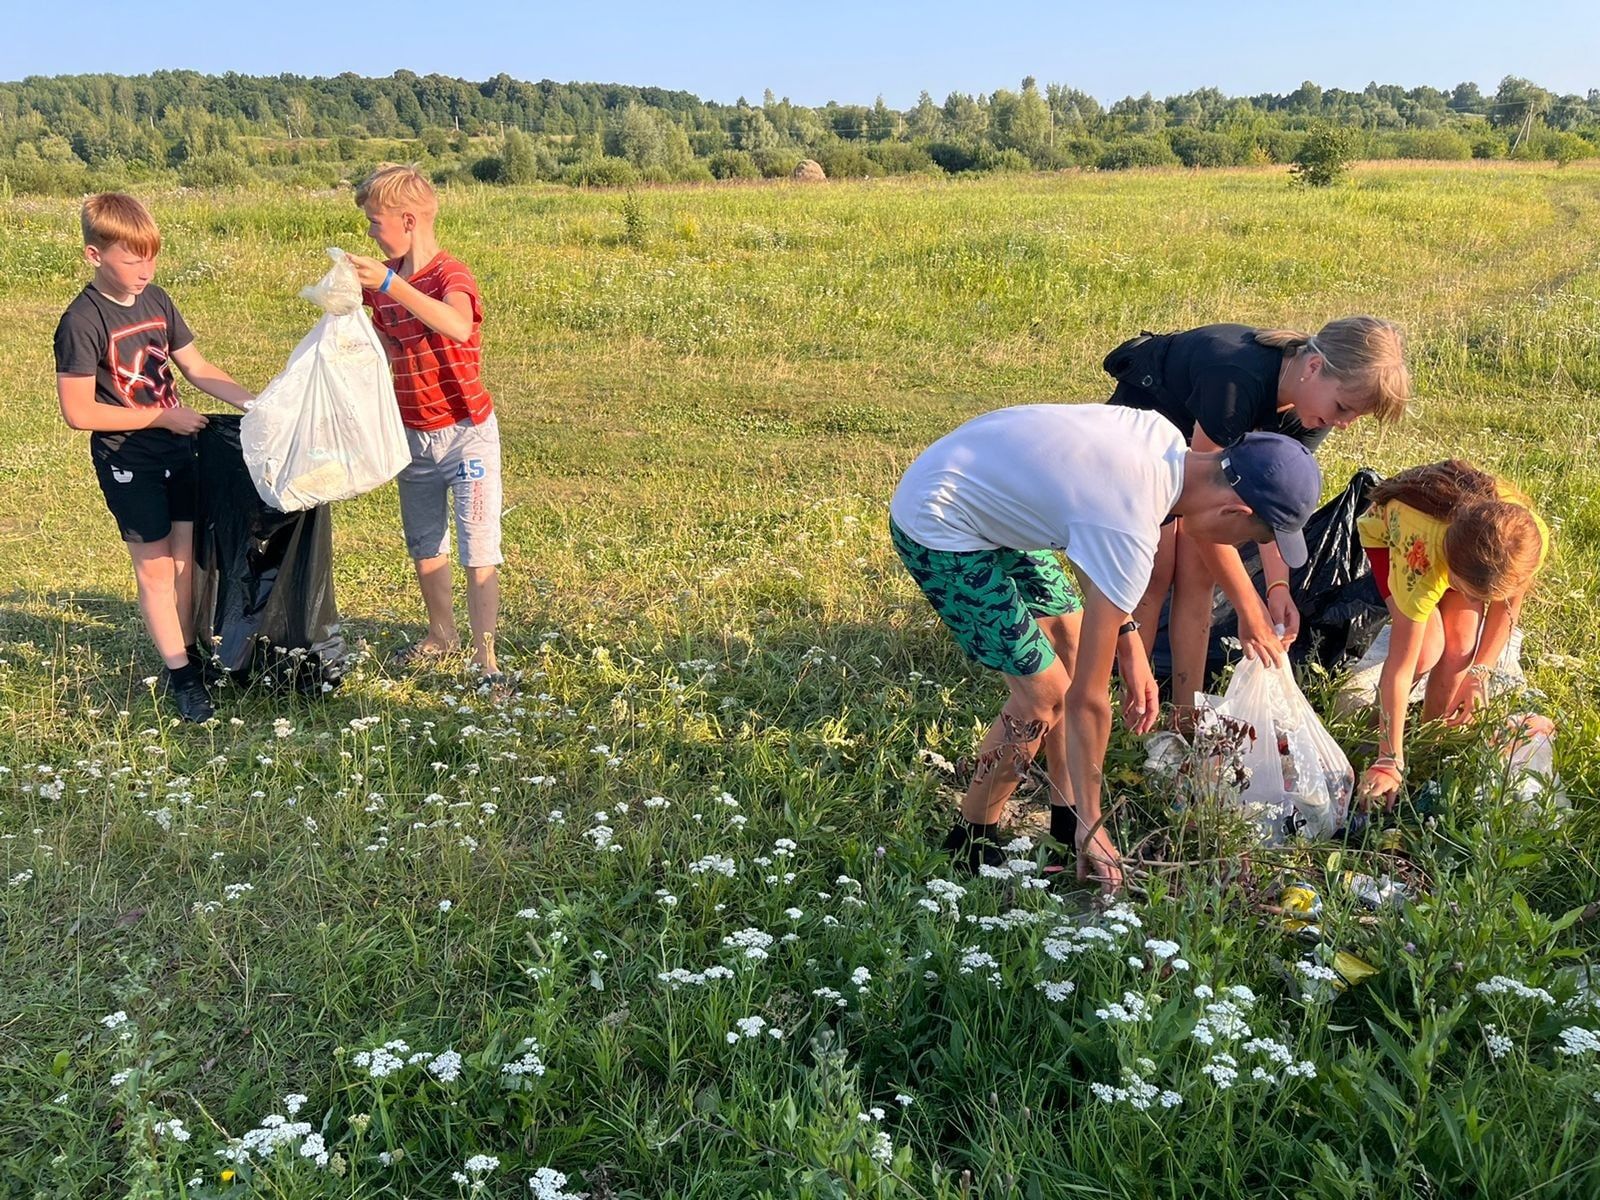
[454,458,487,482]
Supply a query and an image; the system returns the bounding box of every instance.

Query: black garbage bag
[1151,469,1387,692]
[192,415,348,692]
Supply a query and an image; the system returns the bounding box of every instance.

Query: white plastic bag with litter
[241,249,408,512]
[1211,658,1354,842]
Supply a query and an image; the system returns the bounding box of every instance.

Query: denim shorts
[397,413,503,567]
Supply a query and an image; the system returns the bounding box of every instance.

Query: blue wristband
[380,268,394,293]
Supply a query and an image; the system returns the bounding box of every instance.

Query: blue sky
[5,1,1596,106]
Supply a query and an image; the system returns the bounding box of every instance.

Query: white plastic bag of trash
[1334,623,1525,717]
[241,249,408,512]
[1208,658,1354,843]
[1487,713,1568,810]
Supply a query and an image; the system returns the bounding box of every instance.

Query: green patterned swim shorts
[890,516,1082,677]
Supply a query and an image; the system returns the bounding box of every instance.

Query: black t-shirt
[53,283,196,469]
[1108,323,1329,452]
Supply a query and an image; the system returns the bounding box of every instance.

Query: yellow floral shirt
[1357,481,1549,622]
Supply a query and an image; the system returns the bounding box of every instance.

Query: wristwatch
[1118,620,1140,637]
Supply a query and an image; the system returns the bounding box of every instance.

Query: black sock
[166,660,200,687]
[185,643,201,662]
[943,819,1000,872]
[1050,804,1078,844]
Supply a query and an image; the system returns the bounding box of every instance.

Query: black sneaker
[163,668,215,723]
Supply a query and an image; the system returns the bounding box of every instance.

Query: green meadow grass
[1,163,1598,1199]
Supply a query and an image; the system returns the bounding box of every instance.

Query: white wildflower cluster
[352,1039,413,1079]
[453,1153,499,1186]
[1042,904,1145,963]
[1090,1068,1182,1111]
[101,1011,130,1032]
[153,1117,191,1142]
[583,824,620,853]
[283,1093,308,1115]
[1201,1053,1239,1089]
[528,1167,583,1200]
[688,854,737,878]
[726,1015,783,1043]
[1036,979,1077,1002]
[1191,986,1258,1047]
[868,1130,894,1166]
[923,878,966,917]
[1296,958,1339,984]
[1484,1025,1514,1060]
[851,966,872,994]
[813,986,848,1008]
[1144,938,1181,962]
[8,869,33,886]
[1555,1027,1600,1057]
[967,908,1046,934]
[216,1114,327,1168]
[1095,992,1154,1024]
[429,1050,464,1082]
[958,945,999,975]
[657,965,735,990]
[501,1037,547,1080]
[644,795,670,809]
[723,928,776,961]
[1476,976,1555,1004]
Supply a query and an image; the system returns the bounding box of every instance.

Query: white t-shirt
[890,404,1186,614]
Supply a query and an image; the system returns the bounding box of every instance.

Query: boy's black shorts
[93,457,198,544]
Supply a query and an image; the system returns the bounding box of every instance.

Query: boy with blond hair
[346,165,503,680]
[54,193,255,722]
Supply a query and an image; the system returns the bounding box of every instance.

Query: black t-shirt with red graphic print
[53,283,196,469]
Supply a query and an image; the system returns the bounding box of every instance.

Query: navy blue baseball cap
[1219,433,1322,569]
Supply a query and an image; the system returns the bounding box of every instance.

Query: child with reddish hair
[1355,460,1549,804]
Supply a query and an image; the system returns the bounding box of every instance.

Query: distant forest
[2,70,1596,192]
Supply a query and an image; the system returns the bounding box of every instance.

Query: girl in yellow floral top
[1354,460,1549,805]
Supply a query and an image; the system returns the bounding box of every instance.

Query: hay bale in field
[791,159,826,182]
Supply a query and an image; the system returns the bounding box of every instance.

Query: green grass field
[2,163,1599,1199]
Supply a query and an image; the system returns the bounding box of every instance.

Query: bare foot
[395,637,460,668]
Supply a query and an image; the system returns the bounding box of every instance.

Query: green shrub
[179,151,250,188]
[925,140,980,173]
[1394,129,1471,160]
[563,156,640,188]
[866,141,935,174]
[1097,137,1179,170]
[752,148,801,178]
[708,150,760,180]
[1291,123,1353,187]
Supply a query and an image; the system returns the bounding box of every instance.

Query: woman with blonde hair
[1354,460,1549,804]
[1101,317,1411,719]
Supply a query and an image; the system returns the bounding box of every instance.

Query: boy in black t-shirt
[53,194,256,722]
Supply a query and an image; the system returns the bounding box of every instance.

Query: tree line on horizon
[2,69,1596,193]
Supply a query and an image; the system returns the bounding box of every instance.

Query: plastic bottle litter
[1342,872,1409,908]
[1279,883,1323,935]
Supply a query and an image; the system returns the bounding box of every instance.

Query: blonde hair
[354,163,438,216]
[81,193,161,258]
[1255,316,1411,424]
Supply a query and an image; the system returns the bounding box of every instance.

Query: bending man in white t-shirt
[890,403,1321,891]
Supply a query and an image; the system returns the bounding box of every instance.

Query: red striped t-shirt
[362,251,493,431]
